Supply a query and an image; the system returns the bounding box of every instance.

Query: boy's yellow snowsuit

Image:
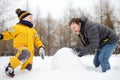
[2,23,44,70]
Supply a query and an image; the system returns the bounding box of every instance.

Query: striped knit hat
[16,8,32,20]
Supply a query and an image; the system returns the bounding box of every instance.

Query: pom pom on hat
[16,8,21,14]
[15,8,32,20]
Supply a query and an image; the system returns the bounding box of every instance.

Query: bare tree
[94,0,115,29]
[34,6,46,56]
[0,0,16,56]
[103,0,114,29]
[0,0,9,30]
[45,12,56,56]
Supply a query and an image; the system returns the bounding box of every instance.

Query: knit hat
[16,8,32,20]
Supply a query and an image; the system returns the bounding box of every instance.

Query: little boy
[0,8,45,77]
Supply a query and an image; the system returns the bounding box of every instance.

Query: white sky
[14,0,119,19]
[16,0,95,19]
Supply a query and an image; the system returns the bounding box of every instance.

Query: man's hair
[69,18,80,26]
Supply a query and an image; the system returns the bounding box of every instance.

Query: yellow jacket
[2,24,44,54]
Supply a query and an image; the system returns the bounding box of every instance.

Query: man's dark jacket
[78,16,119,55]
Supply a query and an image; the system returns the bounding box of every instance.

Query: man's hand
[72,48,83,57]
[39,47,45,59]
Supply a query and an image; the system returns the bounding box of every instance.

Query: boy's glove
[72,47,83,57]
[0,34,3,39]
[39,47,45,59]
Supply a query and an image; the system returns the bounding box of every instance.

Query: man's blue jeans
[93,42,118,72]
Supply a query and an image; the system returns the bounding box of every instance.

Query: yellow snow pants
[10,47,33,70]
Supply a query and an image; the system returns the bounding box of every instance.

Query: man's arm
[81,25,100,55]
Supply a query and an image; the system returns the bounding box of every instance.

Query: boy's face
[70,22,81,35]
[23,15,33,23]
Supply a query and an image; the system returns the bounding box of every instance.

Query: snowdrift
[0,47,120,80]
[52,47,81,69]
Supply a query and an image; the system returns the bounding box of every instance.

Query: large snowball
[51,47,81,69]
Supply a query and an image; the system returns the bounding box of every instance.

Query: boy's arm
[34,29,44,48]
[34,33,44,48]
[34,31,45,59]
[0,27,18,40]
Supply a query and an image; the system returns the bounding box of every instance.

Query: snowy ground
[0,47,120,80]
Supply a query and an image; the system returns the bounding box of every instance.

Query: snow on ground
[0,47,120,80]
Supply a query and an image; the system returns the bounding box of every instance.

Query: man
[0,8,45,77]
[69,16,119,72]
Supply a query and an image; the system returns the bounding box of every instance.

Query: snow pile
[52,47,81,69]
[0,47,120,80]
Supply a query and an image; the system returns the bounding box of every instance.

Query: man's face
[70,22,81,35]
[23,15,33,23]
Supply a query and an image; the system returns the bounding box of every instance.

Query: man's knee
[18,50,30,61]
[99,55,109,64]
